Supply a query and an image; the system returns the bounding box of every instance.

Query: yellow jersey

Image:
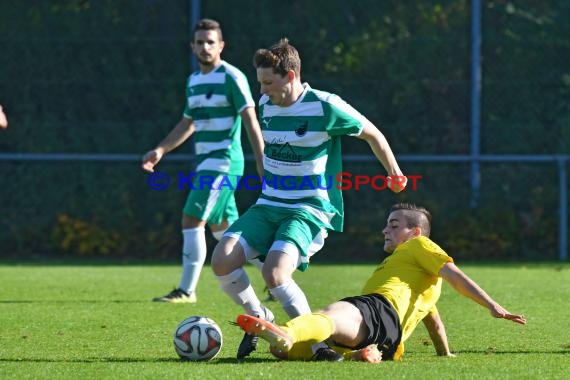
[361,236,453,348]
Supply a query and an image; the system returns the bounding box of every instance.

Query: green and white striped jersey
[258,83,366,231]
[183,60,255,175]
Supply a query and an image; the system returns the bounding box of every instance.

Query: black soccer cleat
[152,288,196,303]
[235,306,275,361]
[312,347,344,362]
[237,332,259,360]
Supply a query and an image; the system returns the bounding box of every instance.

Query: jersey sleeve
[182,75,193,118]
[427,304,439,316]
[323,94,367,137]
[410,237,453,276]
[227,71,255,114]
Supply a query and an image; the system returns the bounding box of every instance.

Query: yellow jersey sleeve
[408,236,454,275]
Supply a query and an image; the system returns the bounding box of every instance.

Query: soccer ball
[173,316,223,361]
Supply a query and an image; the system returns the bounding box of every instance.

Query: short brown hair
[390,203,432,237]
[192,18,223,41]
[253,38,301,77]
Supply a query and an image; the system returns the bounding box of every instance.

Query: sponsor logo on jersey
[295,121,308,136]
[269,142,302,162]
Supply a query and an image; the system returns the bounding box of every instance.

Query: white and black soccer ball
[173,316,223,361]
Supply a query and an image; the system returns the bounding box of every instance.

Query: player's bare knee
[182,214,205,229]
[261,264,291,287]
[211,237,244,275]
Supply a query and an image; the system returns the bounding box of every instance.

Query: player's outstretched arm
[141,117,194,173]
[356,121,406,193]
[439,262,527,325]
[422,310,456,357]
[240,107,265,178]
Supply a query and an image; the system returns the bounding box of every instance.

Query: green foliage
[0,263,569,379]
[482,1,570,154]
[52,213,120,255]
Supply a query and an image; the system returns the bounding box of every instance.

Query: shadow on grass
[0,357,276,364]
[0,300,148,304]
[452,349,570,355]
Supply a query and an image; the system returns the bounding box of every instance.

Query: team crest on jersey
[269,142,302,162]
[295,121,309,136]
[206,88,214,99]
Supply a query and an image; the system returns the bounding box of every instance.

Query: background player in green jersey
[142,19,264,304]
[236,203,527,362]
[211,38,407,359]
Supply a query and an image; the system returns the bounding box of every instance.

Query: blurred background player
[142,19,264,303]
[236,203,526,362]
[211,38,406,359]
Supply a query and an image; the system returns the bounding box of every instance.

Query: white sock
[216,268,263,316]
[269,280,311,318]
[211,229,225,241]
[178,227,207,294]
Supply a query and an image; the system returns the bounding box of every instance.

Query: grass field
[1,262,569,379]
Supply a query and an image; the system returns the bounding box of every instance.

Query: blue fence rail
[1,152,567,261]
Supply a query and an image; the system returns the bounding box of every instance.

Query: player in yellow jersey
[236,203,527,362]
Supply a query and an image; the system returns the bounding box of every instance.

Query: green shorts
[226,204,328,271]
[182,171,239,225]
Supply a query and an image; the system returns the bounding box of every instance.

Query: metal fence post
[559,157,568,261]
[190,0,201,72]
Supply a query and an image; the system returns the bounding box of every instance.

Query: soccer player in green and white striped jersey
[211,38,407,359]
[142,19,264,304]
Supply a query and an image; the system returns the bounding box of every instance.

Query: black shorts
[339,293,402,360]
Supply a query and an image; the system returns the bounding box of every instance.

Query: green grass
[1,263,569,379]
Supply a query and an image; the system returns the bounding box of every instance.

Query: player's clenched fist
[142,148,164,173]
